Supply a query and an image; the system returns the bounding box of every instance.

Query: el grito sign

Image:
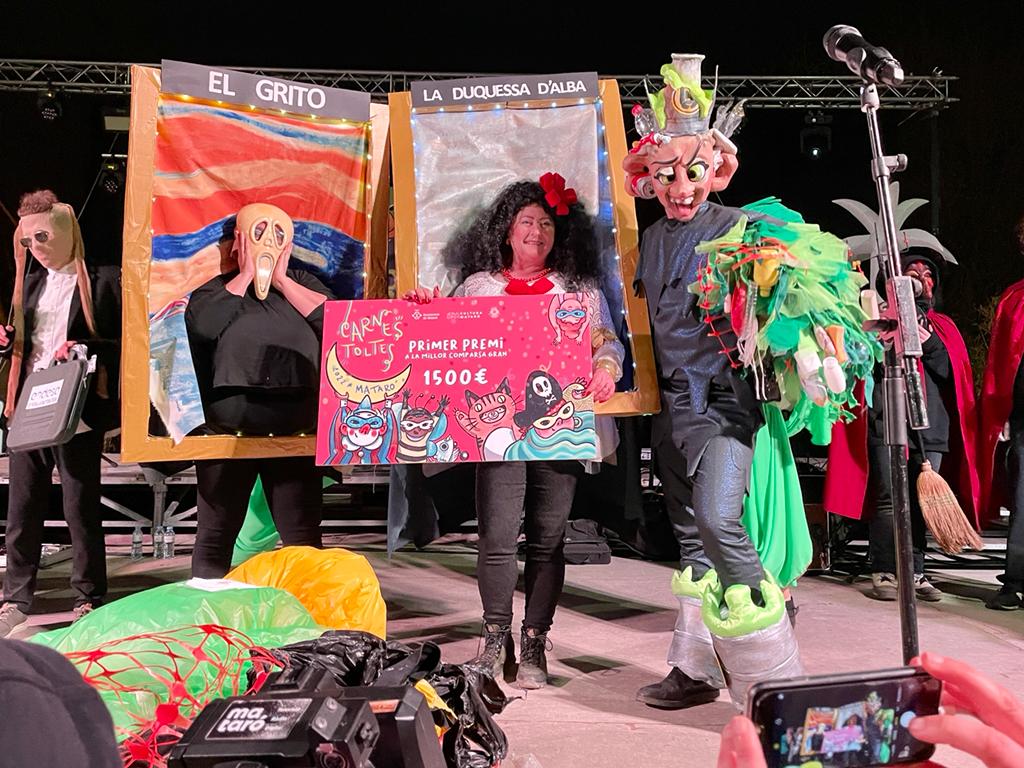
[161,60,370,122]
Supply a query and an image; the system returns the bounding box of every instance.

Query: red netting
[65,623,281,768]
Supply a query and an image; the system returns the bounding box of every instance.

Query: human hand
[585,367,616,403]
[226,233,255,297]
[271,241,293,289]
[0,324,14,356]
[234,232,255,279]
[401,286,440,304]
[53,340,78,362]
[918,322,932,343]
[908,651,1024,768]
[717,716,767,768]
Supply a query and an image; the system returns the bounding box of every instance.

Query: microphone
[823,25,905,86]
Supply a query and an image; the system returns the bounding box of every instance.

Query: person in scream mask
[0,190,120,638]
[624,55,807,711]
[185,202,333,578]
[824,194,979,603]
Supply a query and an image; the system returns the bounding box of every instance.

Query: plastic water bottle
[130,526,144,561]
[153,526,165,559]
[163,526,176,559]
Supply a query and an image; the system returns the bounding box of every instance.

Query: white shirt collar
[47,260,78,277]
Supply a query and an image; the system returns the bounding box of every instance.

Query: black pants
[654,432,763,590]
[475,460,581,633]
[868,444,941,574]
[3,430,107,611]
[193,457,323,578]
[1004,427,1024,590]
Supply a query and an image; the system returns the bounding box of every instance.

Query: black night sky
[1,2,1021,365]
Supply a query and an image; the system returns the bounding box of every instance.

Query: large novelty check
[316,294,599,465]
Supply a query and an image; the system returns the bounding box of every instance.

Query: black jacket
[0,639,120,767]
[19,263,121,432]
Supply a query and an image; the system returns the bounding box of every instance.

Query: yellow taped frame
[120,66,390,461]
[390,80,659,417]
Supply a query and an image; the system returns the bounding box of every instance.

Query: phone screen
[749,670,941,767]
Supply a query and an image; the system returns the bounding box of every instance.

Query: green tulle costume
[691,198,883,586]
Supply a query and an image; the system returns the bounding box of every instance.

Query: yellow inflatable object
[228,546,386,638]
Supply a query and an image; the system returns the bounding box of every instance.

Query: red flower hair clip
[539,172,578,216]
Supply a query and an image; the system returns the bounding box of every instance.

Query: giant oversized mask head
[18,194,77,271]
[623,54,741,222]
[235,203,294,300]
[7,190,95,419]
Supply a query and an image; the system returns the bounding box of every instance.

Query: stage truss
[0,60,956,110]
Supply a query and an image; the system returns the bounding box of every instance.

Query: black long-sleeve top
[185,269,332,435]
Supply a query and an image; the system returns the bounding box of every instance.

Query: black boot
[466,623,515,682]
[515,628,551,689]
[636,668,720,709]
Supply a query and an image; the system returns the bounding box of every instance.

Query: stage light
[800,111,832,160]
[37,87,63,121]
[99,155,126,194]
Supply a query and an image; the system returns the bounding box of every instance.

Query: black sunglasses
[18,231,51,248]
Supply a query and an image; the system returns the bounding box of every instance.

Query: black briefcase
[6,348,94,453]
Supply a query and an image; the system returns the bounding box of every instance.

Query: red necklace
[501,267,554,295]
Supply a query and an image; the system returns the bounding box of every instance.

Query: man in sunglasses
[0,190,120,638]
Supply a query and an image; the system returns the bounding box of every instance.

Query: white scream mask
[236,203,294,300]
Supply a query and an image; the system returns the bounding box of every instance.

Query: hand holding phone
[745,667,941,767]
[906,652,1024,768]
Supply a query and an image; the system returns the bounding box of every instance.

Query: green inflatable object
[231,477,280,567]
[33,582,325,652]
[31,583,327,736]
[231,476,335,567]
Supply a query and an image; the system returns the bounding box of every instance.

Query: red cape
[977,279,1024,528]
[823,311,980,527]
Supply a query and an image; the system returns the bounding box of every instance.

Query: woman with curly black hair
[405,174,624,689]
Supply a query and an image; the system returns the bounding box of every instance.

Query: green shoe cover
[670,567,720,600]
[701,577,786,638]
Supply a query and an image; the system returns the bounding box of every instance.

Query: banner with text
[317,295,599,465]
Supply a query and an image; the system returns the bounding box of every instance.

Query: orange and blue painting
[147,95,371,440]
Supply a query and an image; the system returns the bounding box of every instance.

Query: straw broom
[912,432,982,554]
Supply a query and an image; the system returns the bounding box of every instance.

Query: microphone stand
[860,82,929,664]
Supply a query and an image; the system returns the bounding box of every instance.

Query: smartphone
[746,667,942,768]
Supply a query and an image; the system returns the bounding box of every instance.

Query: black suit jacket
[19,262,121,432]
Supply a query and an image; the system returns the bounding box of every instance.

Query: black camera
[167,667,379,768]
[168,665,446,768]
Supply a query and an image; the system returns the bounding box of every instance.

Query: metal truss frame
[0,60,956,110]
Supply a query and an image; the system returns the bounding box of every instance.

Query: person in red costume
[977,216,1024,610]
[825,242,980,601]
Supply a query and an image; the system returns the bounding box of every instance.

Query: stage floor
[10,536,1021,768]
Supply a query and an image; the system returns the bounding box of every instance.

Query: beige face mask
[18,207,75,271]
[236,203,294,300]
